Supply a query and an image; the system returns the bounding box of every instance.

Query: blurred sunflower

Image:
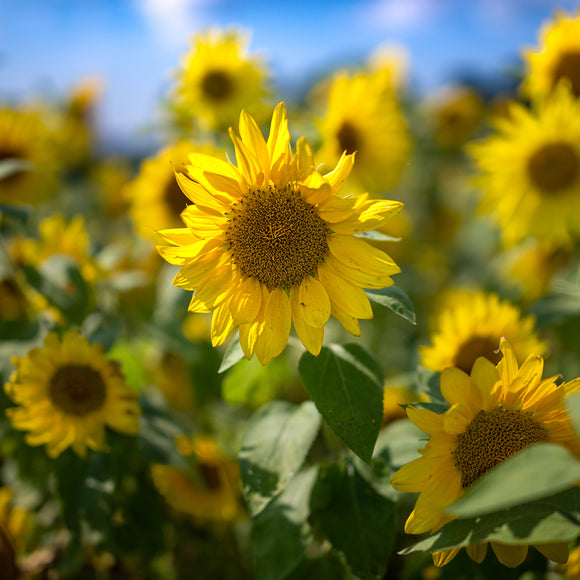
[0,487,31,580]
[171,29,270,131]
[315,69,411,192]
[392,339,580,568]
[468,84,580,248]
[151,434,243,522]
[0,107,58,205]
[521,8,580,99]
[125,141,222,239]
[156,103,403,364]
[5,330,141,458]
[420,290,547,374]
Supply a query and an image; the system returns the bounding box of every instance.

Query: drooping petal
[432,549,461,567]
[330,303,360,336]
[211,302,236,347]
[331,199,404,234]
[465,543,488,564]
[253,287,292,364]
[328,234,400,276]
[326,253,396,290]
[490,542,528,568]
[290,287,324,355]
[228,275,262,325]
[294,275,331,328]
[534,542,569,564]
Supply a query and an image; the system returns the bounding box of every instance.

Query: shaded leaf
[218,333,245,373]
[366,286,416,324]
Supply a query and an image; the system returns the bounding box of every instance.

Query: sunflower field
[2,7,580,580]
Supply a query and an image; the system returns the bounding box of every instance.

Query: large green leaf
[299,344,384,463]
[252,466,319,580]
[365,285,416,324]
[401,487,580,555]
[447,442,580,518]
[239,400,321,516]
[310,461,397,580]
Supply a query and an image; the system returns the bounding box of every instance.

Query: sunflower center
[336,121,361,155]
[201,70,234,102]
[164,176,187,219]
[528,142,579,193]
[48,364,107,416]
[454,406,548,488]
[199,463,222,491]
[225,184,330,289]
[453,335,502,374]
[552,50,580,96]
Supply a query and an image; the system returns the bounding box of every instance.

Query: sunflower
[171,29,270,131]
[4,330,141,458]
[125,142,222,238]
[156,103,403,364]
[468,83,580,248]
[521,9,580,99]
[315,69,411,192]
[0,487,30,579]
[151,434,243,522]
[391,339,580,568]
[0,106,58,205]
[419,289,547,375]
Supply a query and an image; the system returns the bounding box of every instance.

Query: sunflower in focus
[392,339,580,568]
[151,434,243,522]
[125,142,222,238]
[171,29,270,131]
[315,70,411,192]
[4,330,141,458]
[468,84,580,248]
[521,9,580,99]
[420,289,547,374]
[156,103,403,364]
[0,107,58,205]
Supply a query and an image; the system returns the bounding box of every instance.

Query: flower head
[468,84,580,248]
[392,339,580,567]
[156,103,403,364]
[5,330,141,458]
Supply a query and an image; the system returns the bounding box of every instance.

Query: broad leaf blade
[366,286,416,324]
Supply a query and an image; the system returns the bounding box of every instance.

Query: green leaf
[447,442,580,518]
[252,466,319,580]
[310,461,397,579]
[416,366,445,403]
[298,344,383,463]
[374,418,425,472]
[239,400,321,516]
[0,158,34,180]
[218,333,245,373]
[355,230,400,242]
[365,286,416,324]
[401,487,580,555]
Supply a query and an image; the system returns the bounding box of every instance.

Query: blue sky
[1,0,579,151]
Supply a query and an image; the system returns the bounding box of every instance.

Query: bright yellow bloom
[171,29,270,131]
[0,106,58,205]
[468,84,580,248]
[125,141,222,238]
[5,330,141,458]
[420,289,547,374]
[151,434,243,522]
[521,9,580,99]
[156,103,403,364]
[392,339,580,568]
[315,69,411,192]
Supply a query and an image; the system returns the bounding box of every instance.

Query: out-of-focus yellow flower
[392,339,580,568]
[91,157,133,220]
[560,543,580,580]
[156,103,403,364]
[315,69,411,192]
[5,330,141,458]
[521,8,580,99]
[382,380,420,426]
[0,487,31,580]
[368,43,410,94]
[420,289,547,374]
[0,106,59,205]
[147,351,195,413]
[151,434,244,523]
[468,83,580,249]
[171,29,271,131]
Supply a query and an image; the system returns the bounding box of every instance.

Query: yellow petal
[156,227,198,246]
[433,548,461,567]
[253,287,291,365]
[172,249,223,290]
[330,303,360,336]
[317,262,373,320]
[497,338,519,387]
[229,128,262,186]
[470,357,500,409]
[440,367,472,407]
[267,102,290,174]
[324,152,355,197]
[328,234,400,276]
[175,171,229,214]
[326,253,395,290]
[228,275,262,325]
[188,264,234,311]
[180,205,227,233]
[391,455,444,493]
[466,542,488,564]
[187,153,245,194]
[443,403,473,435]
[294,275,331,328]
[211,302,236,347]
[490,542,528,568]
[534,542,569,564]
[157,236,223,267]
[239,109,270,178]
[293,137,315,178]
[331,200,404,234]
[290,287,324,355]
[318,196,358,223]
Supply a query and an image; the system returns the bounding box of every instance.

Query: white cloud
[360,0,443,31]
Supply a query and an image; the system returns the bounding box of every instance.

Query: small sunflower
[521,9,580,99]
[156,103,403,364]
[0,486,30,579]
[419,290,547,375]
[151,434,243,522]
[468,83,580,248]
[171,29,270,131]
[392,339,580,568]
[0,106,58,205]
[315,69,411,192]
[5,330,141,458]
[125,142,222,238]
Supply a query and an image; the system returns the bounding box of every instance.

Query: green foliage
[299,344,384,463]
[366,285,416,325]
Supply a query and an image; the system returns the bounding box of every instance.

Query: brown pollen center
[336,121,361,156]
[552,50,580,96]
[528,142,579,193]
[201,70,234,102]
[225,185,329,289]
[454,406,548,488]
[48,364,107,416]
[164,176,187,219]
[453,335,502,375]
